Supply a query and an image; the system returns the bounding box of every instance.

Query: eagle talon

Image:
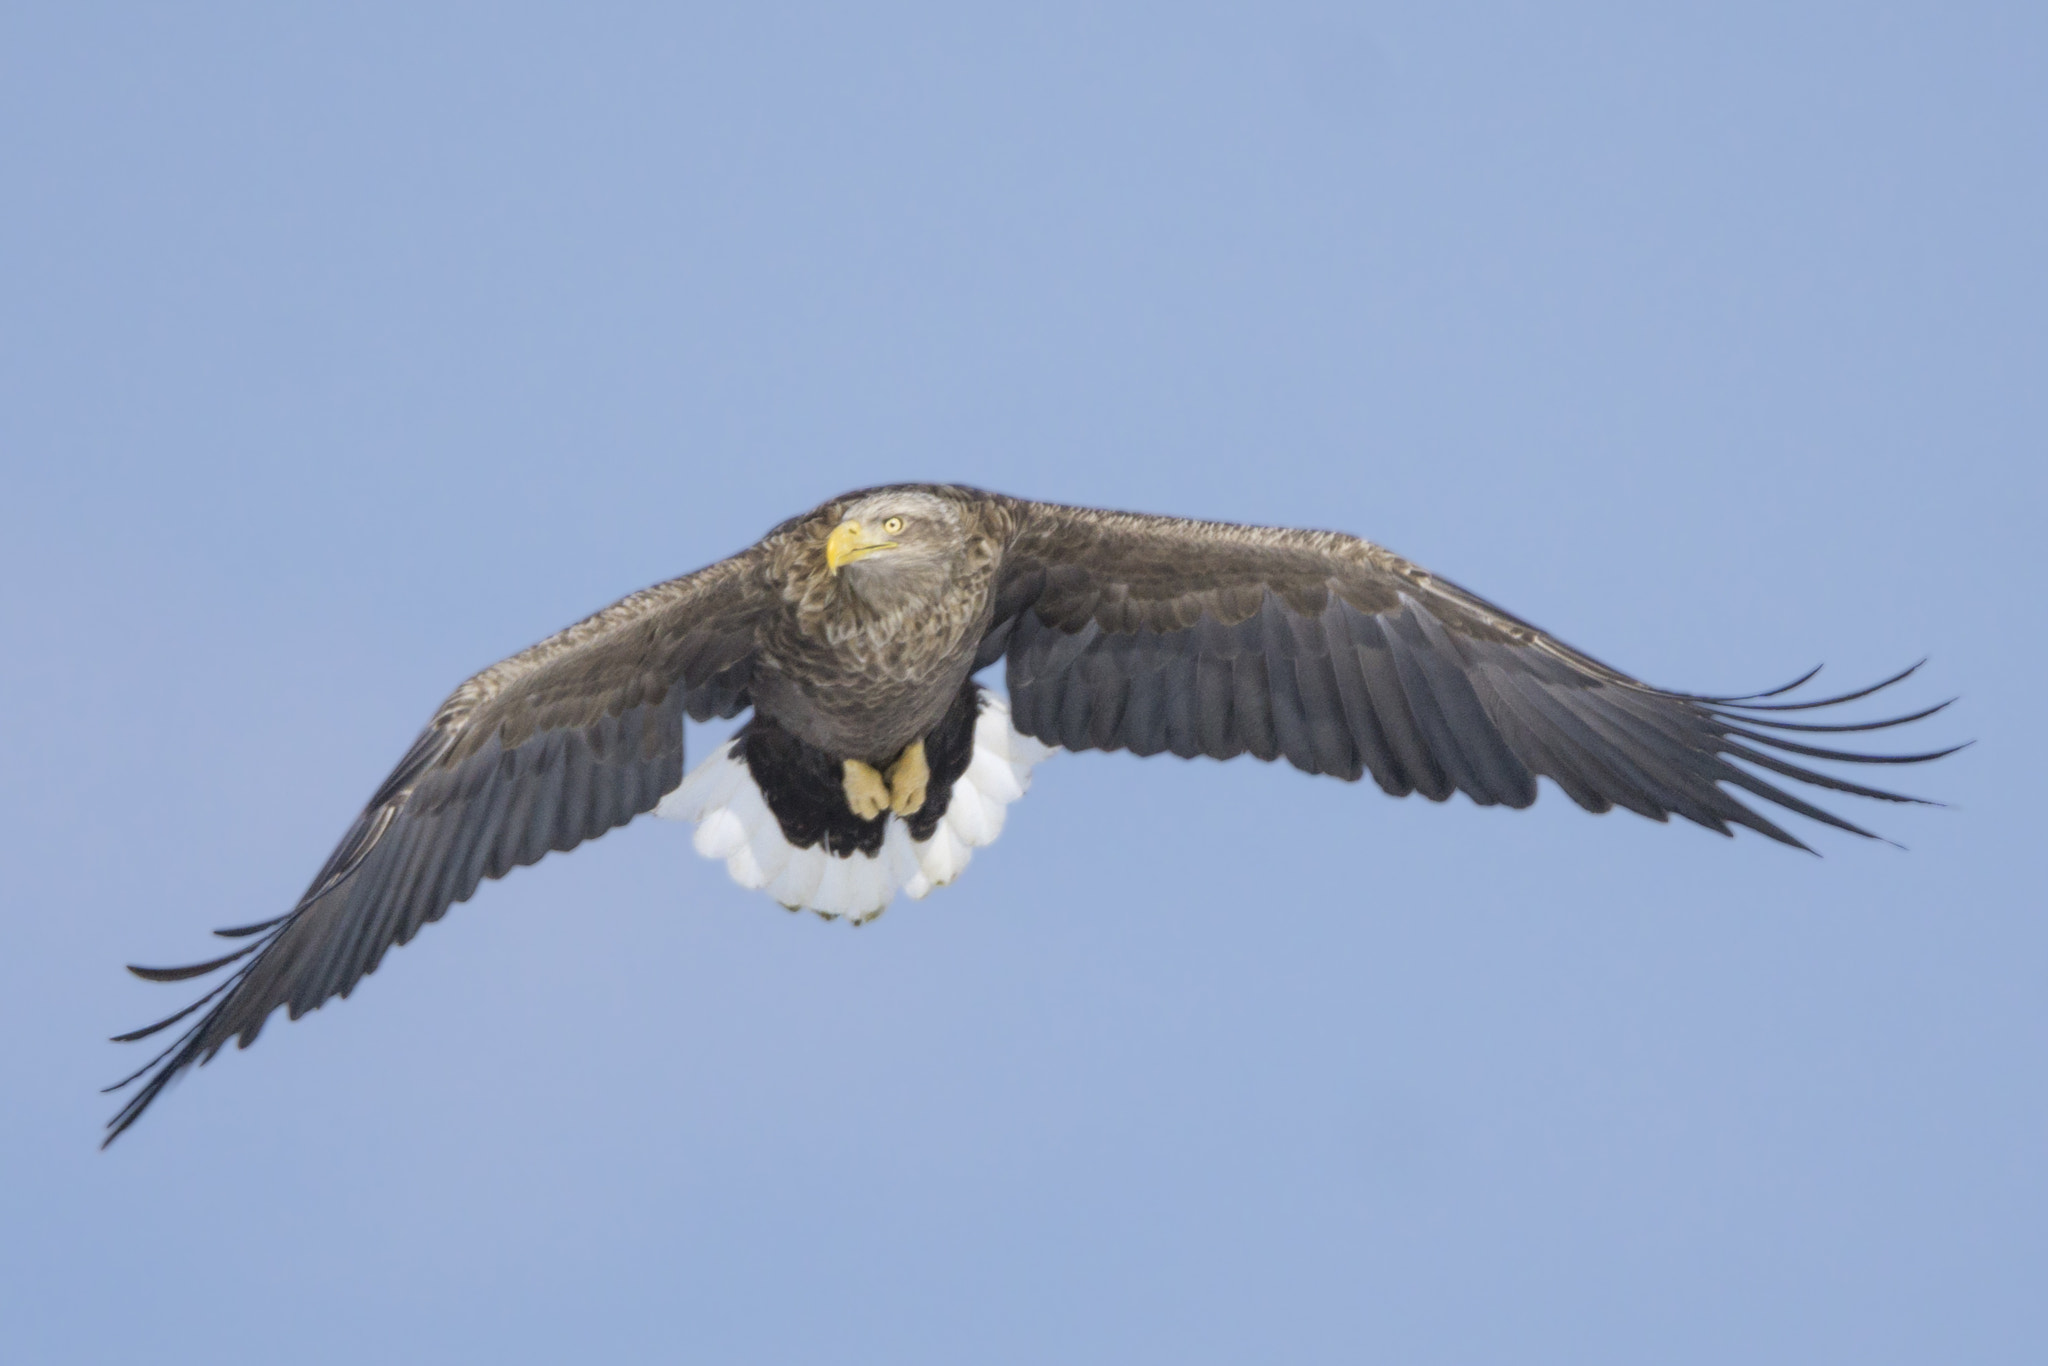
[841,759,890,820]
[887,740,929,817]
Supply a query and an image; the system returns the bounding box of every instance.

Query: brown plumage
[105,484,1958,1144]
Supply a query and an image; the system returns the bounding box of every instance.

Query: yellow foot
[842,759,890,820]
[886,740,929,817]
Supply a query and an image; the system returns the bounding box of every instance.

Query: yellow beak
[825,520,899,573]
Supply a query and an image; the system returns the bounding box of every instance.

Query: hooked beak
[825,520,899,573]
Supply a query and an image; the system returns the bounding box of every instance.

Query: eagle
[105,485,1957,1143]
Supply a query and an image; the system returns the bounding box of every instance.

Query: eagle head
[823,491,967,604]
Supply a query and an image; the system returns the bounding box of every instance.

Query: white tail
[655,693,1053,922]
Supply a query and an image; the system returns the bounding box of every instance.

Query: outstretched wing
[979,499,1956,844]
[106,550,772,1144]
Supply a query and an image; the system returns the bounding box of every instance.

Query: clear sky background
[2,4,2042,1362]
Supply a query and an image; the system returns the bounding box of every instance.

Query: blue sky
[2,4,2042,1362]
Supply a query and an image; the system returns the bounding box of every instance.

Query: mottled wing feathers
[105,551,772,1144]
[984,499,1954,844]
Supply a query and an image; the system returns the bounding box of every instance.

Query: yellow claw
[842,759,891,820]
[886,740,929,817]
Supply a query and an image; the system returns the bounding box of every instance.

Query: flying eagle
[106,485,1957,1143]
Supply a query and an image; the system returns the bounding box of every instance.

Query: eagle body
[723,679,992,858]
[105,483,1958,1144]
[750,490,1006,764]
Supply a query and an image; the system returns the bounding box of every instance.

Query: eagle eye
[882,516,905,535]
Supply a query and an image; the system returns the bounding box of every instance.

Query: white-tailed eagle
[106,486,1959,1143]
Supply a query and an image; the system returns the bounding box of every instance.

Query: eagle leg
[887,740,929,817]
[842,759,891,820]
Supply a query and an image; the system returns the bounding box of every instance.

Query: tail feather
[657,693,1052,923]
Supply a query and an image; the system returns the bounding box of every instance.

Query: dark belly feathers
[737,679,987,857]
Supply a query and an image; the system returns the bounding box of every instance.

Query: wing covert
[105,550,771,1144]
[982,499,1956,845]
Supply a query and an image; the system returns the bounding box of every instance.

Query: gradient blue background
[3,4,2040,1362]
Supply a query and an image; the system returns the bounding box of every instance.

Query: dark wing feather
[105,550,772,1144]
[984,499,1957,845]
